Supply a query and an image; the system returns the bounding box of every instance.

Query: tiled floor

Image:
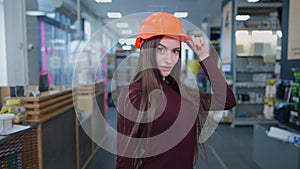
[86,107,261,169]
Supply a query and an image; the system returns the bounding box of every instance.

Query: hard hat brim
[135,34,191,48]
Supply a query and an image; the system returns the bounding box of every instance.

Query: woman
[116,12,236,169]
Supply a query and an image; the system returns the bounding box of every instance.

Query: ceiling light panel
[248,0,260,2]
[236,15,250,21]
[107,12,122,18]
[121,29,132,35]
[122,45,132,50]
[119,38,136,45]
[174,12,188,18]
[95,0,112,3]
[116,22,128,28]
[121,30,132,35]
[26,10,46,16]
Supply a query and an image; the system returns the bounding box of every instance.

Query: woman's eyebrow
[158,43,167,48]
[158,43,180,49]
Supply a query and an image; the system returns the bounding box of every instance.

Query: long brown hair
[127,36,207,168]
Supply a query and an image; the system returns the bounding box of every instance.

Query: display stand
[75,82,107,169]
[253,123,300,169]
[0,123,39,169]
[18,89,77,169]
[0,87,107,169]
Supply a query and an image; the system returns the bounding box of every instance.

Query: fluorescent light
[26,10,46,16]
[248,0,260,2]
[236,15,250,21]
[174,12,188,18]
[119,38,136,45]
[107,12,122,18]
[121,29,132,35]
[46,12,56,19]
[122,45,132,50]
[95,0,112,3]
[116,22,128,28]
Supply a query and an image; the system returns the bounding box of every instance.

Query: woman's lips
[161,66,171,71]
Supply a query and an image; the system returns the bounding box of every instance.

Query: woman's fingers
[187,35,209,61]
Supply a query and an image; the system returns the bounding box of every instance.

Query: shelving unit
[221,0,283,127]
[232,55,278,127]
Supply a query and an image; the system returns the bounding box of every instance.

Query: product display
[0,114,14,131]
[264,79,289,120]
[267,126,300,144]
[289,82,300,126]
[232,56,276,126]
[0,99,26,124]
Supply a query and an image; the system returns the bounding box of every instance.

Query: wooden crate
[21,89,73,122]
[75,82,107,169]
[0,87,11,104]
[76,82,105,114]
[76,82,104,96]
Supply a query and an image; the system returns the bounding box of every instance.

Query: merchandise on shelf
[292,67,300,83]
[264,79,291,121]
[289,82,300,126]
[0,98,26,124]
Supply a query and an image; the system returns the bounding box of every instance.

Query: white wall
[0,0,8,85]
[0,0,28,86]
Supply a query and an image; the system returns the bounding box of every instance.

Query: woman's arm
[187,35,236,111]
[200,56,236,110]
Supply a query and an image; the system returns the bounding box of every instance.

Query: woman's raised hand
[186,35,209,61]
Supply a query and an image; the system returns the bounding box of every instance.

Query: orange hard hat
[135,12,191,48]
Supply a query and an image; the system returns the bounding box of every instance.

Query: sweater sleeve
[199,56,236,111]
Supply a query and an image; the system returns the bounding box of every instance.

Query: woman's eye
[173,49,180,55]
[157,47,166,54]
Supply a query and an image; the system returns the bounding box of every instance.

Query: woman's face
[155,36,180,79]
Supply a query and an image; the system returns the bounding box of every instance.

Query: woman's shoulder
[118,81,142,100]
[118,81,143,110]
[128,81,142,90]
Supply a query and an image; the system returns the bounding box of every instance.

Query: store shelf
[237,70,274,73]
[231,117,277,127]
[235,82,266,88]
[237,101,264,105]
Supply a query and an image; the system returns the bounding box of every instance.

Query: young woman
[116,12,236,169]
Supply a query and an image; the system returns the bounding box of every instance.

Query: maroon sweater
[116,57,236,169]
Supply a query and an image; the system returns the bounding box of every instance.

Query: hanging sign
[288,0,300,60]
[221,1,233,64]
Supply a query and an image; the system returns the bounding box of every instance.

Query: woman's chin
[161,72,171,77]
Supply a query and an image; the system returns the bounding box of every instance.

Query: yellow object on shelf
[1,98,26,123]
[266,79,276,85]
[187,59,201,74]
[6,98,21,105]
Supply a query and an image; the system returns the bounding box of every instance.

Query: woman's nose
[164,51,172,63]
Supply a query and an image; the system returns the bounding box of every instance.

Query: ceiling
[61,0,282,40]
[79,0,223,29]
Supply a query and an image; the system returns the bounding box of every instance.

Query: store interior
[0,0,300,169]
